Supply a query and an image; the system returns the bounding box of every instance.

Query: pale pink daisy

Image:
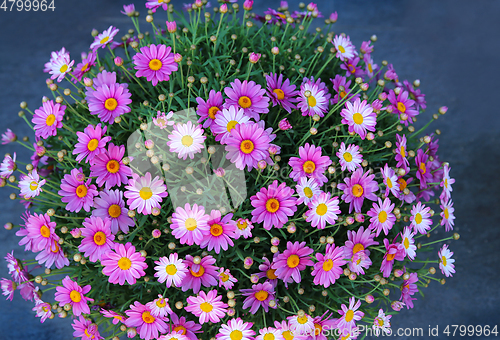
[159,332,190,340]
[1,278,16,301]
[90,25,119,50]
[336,297,364,334]
[217,318,256,340]
[234,218,253,239]
[410,202,432,235]
[101,242,148,285]
[44,49,74,82]
[372,309,392,337]
[185,290,228,324]
[401,227,416,260]
[218,267,238,290]
[340,98,376,140]
[288,313,315,336]
[182,255,219,293]
[337,142,362,172]
[438,244,455,277]
[332,35,355,61]
[32,299,53,323]
[73,123,111,163]
[169,312,202,340]
[201,210,237,253]
[440,199,455,231]
[18,169,46,199]
[125,301,169,340]
[153,110,175,129]
[167,121,206,160]
[381,164,400,198]
[272,241,314,284]
[343,227,378,274]
[440,164,455,202]
[146,0,169,13]
[124,172,168,215]
[1,128,16,144]
[256,327,284,340]
[297,81,329,117]
[170,203,210,246]
[0,153,16,178]
[78,216,115,262]
[54,276,94,316]
[32,100,66,139]
[296,177,322,205]
[133,44,178,86]
[395,134,410,173]
[101,309,127,325]
[146,295,172,317]
[154,253,188,288]
[92,189,135,234]
[305,192,341,229]
[224,79,270,121]
[211,105,250,143]
[366,198,396,237]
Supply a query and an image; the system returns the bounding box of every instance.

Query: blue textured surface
[0,1,499,339]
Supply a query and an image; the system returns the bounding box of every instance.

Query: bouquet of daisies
[0,1,459,339]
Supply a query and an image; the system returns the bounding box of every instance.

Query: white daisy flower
[305,192,341,229]
[45,52,74,83]
[18,169,46,199]
[410,202,432,235]
[287,313,315,336]
[372,309,392,336]
[333,34,356,61]
[256,327,284,340]
[167,121,206,160]
[401,227,416,260]
[438,244,455,277]
[90,25,119,51]
[296,177,322,205]
[381,164,400,198]
[211,106,250,144]
[218,318,256,340]
[234,218,253,239]
[154,253,188,288]
[146,295,172,317]
[337,142,362,172]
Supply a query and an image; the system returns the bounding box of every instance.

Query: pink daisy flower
[196,90,224,128]
[400,272,418,309]
[32,299,53,323]
[154,253,188,288]
[159,332,190,340]
[296,177,322,206]
[415,148,432,188]
[58,168,98,213]
[340,98,376,140]
[35,239,69,269]
[253,257,277,288]
[133,44,178,86]
[1,278,16,301]
[101,309,127,325]
[265,73,299,113]
[364,53,379,78]
[250,180,297,230]
[218,267,238,290]
[388,89,419,126]
[367,198,396,237]
[272,241,314,284]
[305,192,341,229]
[372,309,391,337]
[380,239,405,277]
[343,226,378,273]
[401,227,416,260]
[44,49,74,82]
[72,316,104,340]
[153,110,175,129]
[438,244,455,277]
[224,79,270,120]
[332,35,355,61]
[90,143,132,189]
[101,242,148,285]
[289,143,332,185]
[72,52,96,83]
[146,295,172,317]
[397,176,416,204]
[125,301,169,340]
[440,164,455,202]
[395,134,410,173]
[24,212,57,252]
[18,169,46,199]
[217,318,256,340]
[54,276,94,316]
[256,328,284,340]
[167,121,206,160]
[90,25,119,50]
[146,0,169,13]
[78,216,115,262]
[1,128,16,144]
[87,83,132,124]
[234,218,253,239]
[241,281,276,314]
[201,210,237,253]
[340,56,364,78]
[169,313,202,340]
[381,164,400,198]
[32,100,65,139]
[312,312,338,340]
[225,122,273,171]
[338,168,379,213]
[4,252,27,283]
[182,255,219,294]
[185,290,228,324]
[297,81,329,117]
[331,74,360,104]
[288,313,315,336]
[211,105,250,143]
[410,202,432,234]
[336,297,364,334]
[440,199,455,231]
[0,153,16,178]
[312,243,347,288]
[92,189,135,234]
[73,123,111,163]
[171,203,210,246]
[124,172,168,215]
[337,142,362,172]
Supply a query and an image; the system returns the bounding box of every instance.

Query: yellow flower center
[220,273,230,282]
[273,89,285,100]
[343,152,353,162]
[420,162,427,174]
[386,253,396,261]
[149,59,163,71]
[190,266,205,277]
[45,114,56,126]
[266,269,278,280]
[118,257,132,270]
[316,203,328,216]
[441,255,447,266]
[76,184,88,198]
[287,254,300,268]
[230,330,243,340]
[398,178,407,190]
[348,64,356,73]
[240,140,254,154]
[415,213,423,225]
[166,264,177,275]
[353,112,364,125]
[315,324,322,336]
[173,326,187,335]
[353,243,365,254]
[200,302,213,313]
[344,309,354,322]
[263,334,275,340]
[400,145,405,156]
[226,120,238,132]
[30,181,39,191]
[100,36,109,44]
[106,160,120,174]
[59,64,68,73]
[444,208,449,219]
[185,217,197,231]
[338,45,346,53]
[81,63,89,73]
[42,306,49,312]
[445,178,448,188]
[139,187,153,200]
[352,184,364,197]
[156,298,167,308]
[237,220,248,230]
[386,176,393,188]
[307,95,317,107]
[303,187,313,198]
[322,259,334,271]
[303,160,316,174]
[142,311,155,324]
[397,102,406,113]
[108,204,122,218]
[181,135,194,147]
[70,290,81,303]
[297,315,309,324]
[282,331,294,340]
[104,98,118,111]
[378,210,388,223]
[87,139,99,151]
[404,237,410,249]
[210,223,223,237]
[265,198,280,213]
[50,240,60,253]
[208,106,220,119]
[255,290,269,301]
[93,231,106,246]
[238,96,252,108]
[368,63,373,73]
[340,91,347,98]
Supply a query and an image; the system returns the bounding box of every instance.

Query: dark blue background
[0,0,499,339]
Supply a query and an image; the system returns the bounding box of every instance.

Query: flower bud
[174,53,182,63]
[329,11,338,23]
[220,3,228,13]
[114,57,123,67]
[166,21,177,33]
[249,52,261,64]
[243,0,253,10]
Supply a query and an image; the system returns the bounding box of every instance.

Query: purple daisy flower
[55,277,94,316]
[90,143,132,189]
[72,123,111,163]
[402,79,426,110]
[200,210,237,254]
[331,74,360,104]
[146,0,169,13]
[196,90,223,128]
[224,79,270,121]
[289,143,332,186]
[340,56,365,78]
[272,241,314,284]
[400,272,418,308]
[388,89,418,126]
[0,153,16,178]
[182,255,219,293]
[250,180,297,230]
[224,122,273,171]
[415,148,432,189]
[367,198,396,237]
[265,73,298,113]
[337,167,379,213]
[1,129,16,144]
[395,134,410,173]
[241,281,276,314]
[58,168,98,213]
[93,189,135,234]
[72,52,96,83]
[90,26,119,51]
[78,216,115,262]
[32,100,66,139]
[133,44,178,86]
[87,83,132,124]
[312,243,347,288]
[380,239,405,277]
[381,164,400,198]
[340,98,376,140]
